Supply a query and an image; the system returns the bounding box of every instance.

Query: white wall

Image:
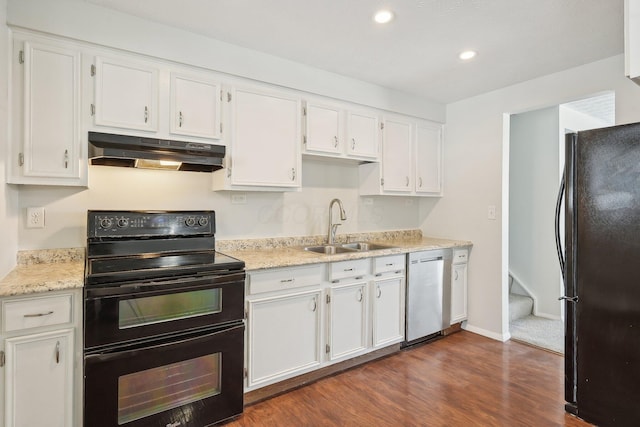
[509,106,561,319]
[421,55,640,340]
[0,0,19,276]
[17,160,420,250]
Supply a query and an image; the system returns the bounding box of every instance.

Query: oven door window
[118,353,221,424]
[119,288,221,329]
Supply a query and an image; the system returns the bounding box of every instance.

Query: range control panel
[87,210,215,238]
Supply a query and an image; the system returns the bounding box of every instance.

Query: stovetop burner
[85,210,244,286]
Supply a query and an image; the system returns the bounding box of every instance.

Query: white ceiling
[84,0,624,104]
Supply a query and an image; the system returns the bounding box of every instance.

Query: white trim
[463,323,511,342]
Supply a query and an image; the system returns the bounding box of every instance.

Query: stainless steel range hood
[88,132,225,172]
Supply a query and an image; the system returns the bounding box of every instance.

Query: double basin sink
[304,242,396,255]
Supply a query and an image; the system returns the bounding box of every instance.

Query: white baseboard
[463,323,510,342]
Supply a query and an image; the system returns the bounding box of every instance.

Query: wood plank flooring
[226,331,592,427]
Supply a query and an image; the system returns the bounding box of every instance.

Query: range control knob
[198,217,209,227]
[99,218,113,229]
[117,218,129,228]
[185,217,197,227]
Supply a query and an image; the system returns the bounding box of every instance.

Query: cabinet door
[17,41,81,181]
[381,118,413,192]
[4,329,74,427]
[415,122,443,195]
[347,111,379,159]
[247,289,321,388]
[170,73,222,139]
[451,263,468,324]
[372,277,404,348]
[327,282,367,361]
[94,56,159,131]
[304,102,342,155]
[230,87,301,187]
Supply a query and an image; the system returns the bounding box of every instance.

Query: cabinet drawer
[452,249,469,264]
[329,258,370,282]
[373,254,406,275]
[249,264,325,295]
[2,293,73,333]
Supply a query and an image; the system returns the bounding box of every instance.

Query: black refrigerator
[557,122,640,426]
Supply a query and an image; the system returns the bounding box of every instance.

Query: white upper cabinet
[304,101,342,155]
[381,117,413,193]
[93,56,159,132]
[302,101,380,161]
[8,37,86,186]
[170,72,222,139]
[359,115,444,197]
[415,121,443,196]
[346,110,380,160]
[625,0,640,83]
[213,85,301,190]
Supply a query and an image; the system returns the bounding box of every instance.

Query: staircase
[509,293,534,322]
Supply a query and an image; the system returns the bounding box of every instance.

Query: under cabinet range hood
[88,132,225,172]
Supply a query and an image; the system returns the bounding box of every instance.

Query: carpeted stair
[509,293,533,322]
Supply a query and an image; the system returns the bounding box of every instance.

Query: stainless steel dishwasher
[405,249,452,345]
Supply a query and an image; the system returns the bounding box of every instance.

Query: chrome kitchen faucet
[327,198,347,244]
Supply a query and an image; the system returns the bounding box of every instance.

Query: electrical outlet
[487,205,496,220]
[27,207,45,228]
[231,194,247,205]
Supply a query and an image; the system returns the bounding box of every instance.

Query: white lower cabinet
[327,281,368,362]
[246,289,322,389]
[372,276,405,348]
[4,329,74,427]
[450,248,470,324]
[245,256,406,392]
[0,289,82,427]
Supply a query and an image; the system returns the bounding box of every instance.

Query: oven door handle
[85,272,245,299]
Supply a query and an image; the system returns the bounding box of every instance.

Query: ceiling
[84,0,624,104]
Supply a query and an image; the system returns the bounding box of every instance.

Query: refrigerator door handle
[555,170,566,282]
[558,295,578,303]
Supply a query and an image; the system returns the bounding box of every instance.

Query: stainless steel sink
[340,242,395,251]
[304,245,357,255]
[303,241,396,254]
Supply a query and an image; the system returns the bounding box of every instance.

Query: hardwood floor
[227,331,592,427]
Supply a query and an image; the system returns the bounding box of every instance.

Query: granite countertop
[222,235,472,271]
[0,248,85,297]
[0,230,472,297]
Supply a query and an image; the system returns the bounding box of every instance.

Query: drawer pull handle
[385,263,394,266]
[375,273,382,277]
[24,311,54,318]
[280,278,295,283]
[344,268,353,272]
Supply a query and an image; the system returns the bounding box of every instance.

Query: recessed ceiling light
[459,50,477,60]
[374,10,394,24]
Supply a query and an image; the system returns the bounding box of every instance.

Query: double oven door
[84,271,245,427]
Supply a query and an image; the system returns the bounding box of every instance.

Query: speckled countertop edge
[0,230,473,297]
[0,247,85,297]
[221,234,473,271]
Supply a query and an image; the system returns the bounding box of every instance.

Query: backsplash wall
[17,159,421,250]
